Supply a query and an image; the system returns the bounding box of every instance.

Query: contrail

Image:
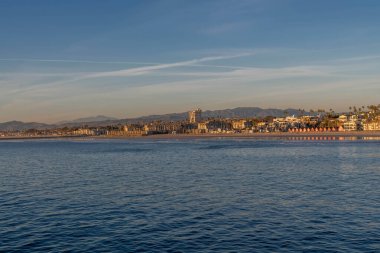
[0,58,157,65]
[0,54,253,70]
[86,53,255,78]
[2,52,255,94]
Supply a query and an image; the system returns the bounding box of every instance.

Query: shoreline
[0,135,86,141]
[97,131,380,140]
[2,131,380,141]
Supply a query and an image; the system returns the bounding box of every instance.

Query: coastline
[98,131,380,140]
[0,135,86,141]
[1,131,380,141]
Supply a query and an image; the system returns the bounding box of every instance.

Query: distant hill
[57,115,119,124]
[201,107,302,119]
[123,107,302,122]
[0,121,52,131]
[0,107,305,130]
[57,107,304,127]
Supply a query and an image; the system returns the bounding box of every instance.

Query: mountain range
[0,107,304,131]
[56,115,119,124]
[0,121,51,131]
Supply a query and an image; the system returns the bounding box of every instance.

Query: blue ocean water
[0,138,379,252]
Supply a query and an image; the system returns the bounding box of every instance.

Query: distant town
[1,105,380,138]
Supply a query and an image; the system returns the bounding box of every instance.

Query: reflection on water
[362,136,380,140]
[0,139,379,252]
[286,136,380,141]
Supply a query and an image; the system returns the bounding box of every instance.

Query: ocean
[0,138,379,252]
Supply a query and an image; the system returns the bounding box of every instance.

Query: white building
[73,129,95,135]
[338,115,348,123]
[363,121,380,131]
[343,121,357,131]
[189,108,202,123]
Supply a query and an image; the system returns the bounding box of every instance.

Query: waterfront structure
[142,121,183,134]
[363,120,380,131]
[206,120,233,133]
[232,119,247,130]
[123,124,147,136]
[73,128,95,136]
[343,121,357,131]
[197,122,208,132]
[338,115,348,123]
[189,109,202,123]
[106,130,125,136]
[2,105,380,138]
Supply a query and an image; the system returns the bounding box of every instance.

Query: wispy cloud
[2,51,367,97]
[0,53,255,96]
[0,52,254,68]
[0,58,162,65]
[0,58,158,65]
[154,65,335,81]
[85,53,255,78]
[332,55,380,63]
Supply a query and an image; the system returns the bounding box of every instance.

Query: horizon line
[0,105,368,125]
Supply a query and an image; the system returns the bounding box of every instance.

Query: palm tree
[368,105,377,113]
[348,106,353,116]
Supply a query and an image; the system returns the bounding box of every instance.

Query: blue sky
[0,0,379,122]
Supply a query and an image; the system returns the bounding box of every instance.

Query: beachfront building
[298,116,319,130]
[144,123,168,134]
[189,108,202,123]
[232,119,247,130]
[256,121,268,132]
[338,115,348,123]
[362,120,380,131]
[197,122,208,133]
[206,120,233,133]
[106,130,124,136]
[285,116,300,124]
[343,120,357,131]
[273,118,288,131]
[73,128,95,136]
[272,116,301,132]
[123,124,147,136]
[324,118,339,128]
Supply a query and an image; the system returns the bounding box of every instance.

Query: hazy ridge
[0,107,303,131]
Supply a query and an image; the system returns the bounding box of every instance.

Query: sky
[0,0,380,123]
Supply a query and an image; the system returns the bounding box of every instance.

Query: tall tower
[189,108,202,123]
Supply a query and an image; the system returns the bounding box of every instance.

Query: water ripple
[0,139,379,252]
